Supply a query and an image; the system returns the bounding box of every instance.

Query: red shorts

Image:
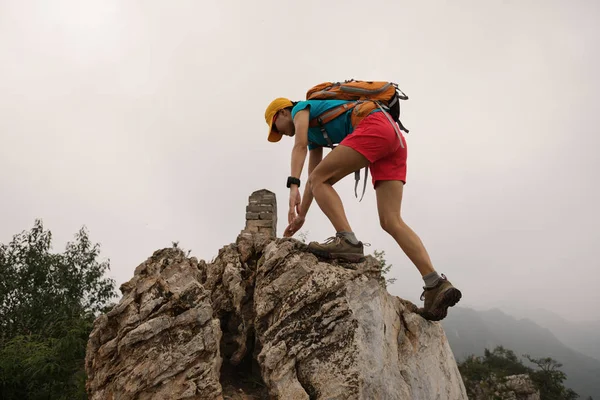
[340,111,407,186]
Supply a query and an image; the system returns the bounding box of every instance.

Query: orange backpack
[306,80,409,135]
[305,80,410,201]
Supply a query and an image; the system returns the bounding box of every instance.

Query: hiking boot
[417,274,461,321]
[307,236,365,262]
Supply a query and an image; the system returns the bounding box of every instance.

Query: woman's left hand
[284,215,305,237]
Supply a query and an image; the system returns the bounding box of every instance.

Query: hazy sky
[1,0,598,321]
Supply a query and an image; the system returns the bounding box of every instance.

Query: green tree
[524,354,579,400]
[458,346,531,398]
[0,219,117,400]
[483,346,531,377]
[457,345,580,399]
[372,249,396,287]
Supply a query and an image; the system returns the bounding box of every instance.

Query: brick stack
[244,189,277,237]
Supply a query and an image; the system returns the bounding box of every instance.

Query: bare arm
[287,109,310,222]
[299,146,323,217]
[284,109,320,237]
[290,109,309,180]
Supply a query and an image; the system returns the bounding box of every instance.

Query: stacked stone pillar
[244,189,277,238]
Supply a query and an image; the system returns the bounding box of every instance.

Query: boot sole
[308,248,365,263]
[420,287,462,321]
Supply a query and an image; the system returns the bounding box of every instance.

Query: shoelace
[322,236,340,245]
[321,236,370,246]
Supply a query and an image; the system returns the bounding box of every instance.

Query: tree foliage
[524,354,579,400]
[0,219,117,399]
[372,249,396,287]
[458,345,579,399]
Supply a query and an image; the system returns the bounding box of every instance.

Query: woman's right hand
[288,186,302,224]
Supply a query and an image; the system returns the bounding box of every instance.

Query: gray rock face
[85,249,223,400]
[500,374,541,400]
[85,190,467,399]
[468,373,541,400]
[254,239,466,400]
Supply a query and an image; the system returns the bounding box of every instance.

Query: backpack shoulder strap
[308,102,358,149]
[308,102,357,128]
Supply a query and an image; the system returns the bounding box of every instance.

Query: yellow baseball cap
[265,97,293,142]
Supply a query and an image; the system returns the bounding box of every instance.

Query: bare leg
[309,145,370,233]
[375,180,435,277]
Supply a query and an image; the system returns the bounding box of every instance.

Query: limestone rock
[499,374,541,400]
[469,373,541,400]
[254,239,467,400]
[85,189,467,400]
[85,248,223,400]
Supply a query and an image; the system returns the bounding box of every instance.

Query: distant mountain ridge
[499,306,600,362]
[442,307,600,399]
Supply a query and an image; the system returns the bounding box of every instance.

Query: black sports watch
[286,176,301,188]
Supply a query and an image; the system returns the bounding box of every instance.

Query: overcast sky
[1,0,598,322]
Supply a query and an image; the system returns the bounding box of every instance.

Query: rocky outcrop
[253,239,466,400]
[469,374,541,400]
[85,249,223,399]
[85,189,467,399]
[502,374,541,400]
